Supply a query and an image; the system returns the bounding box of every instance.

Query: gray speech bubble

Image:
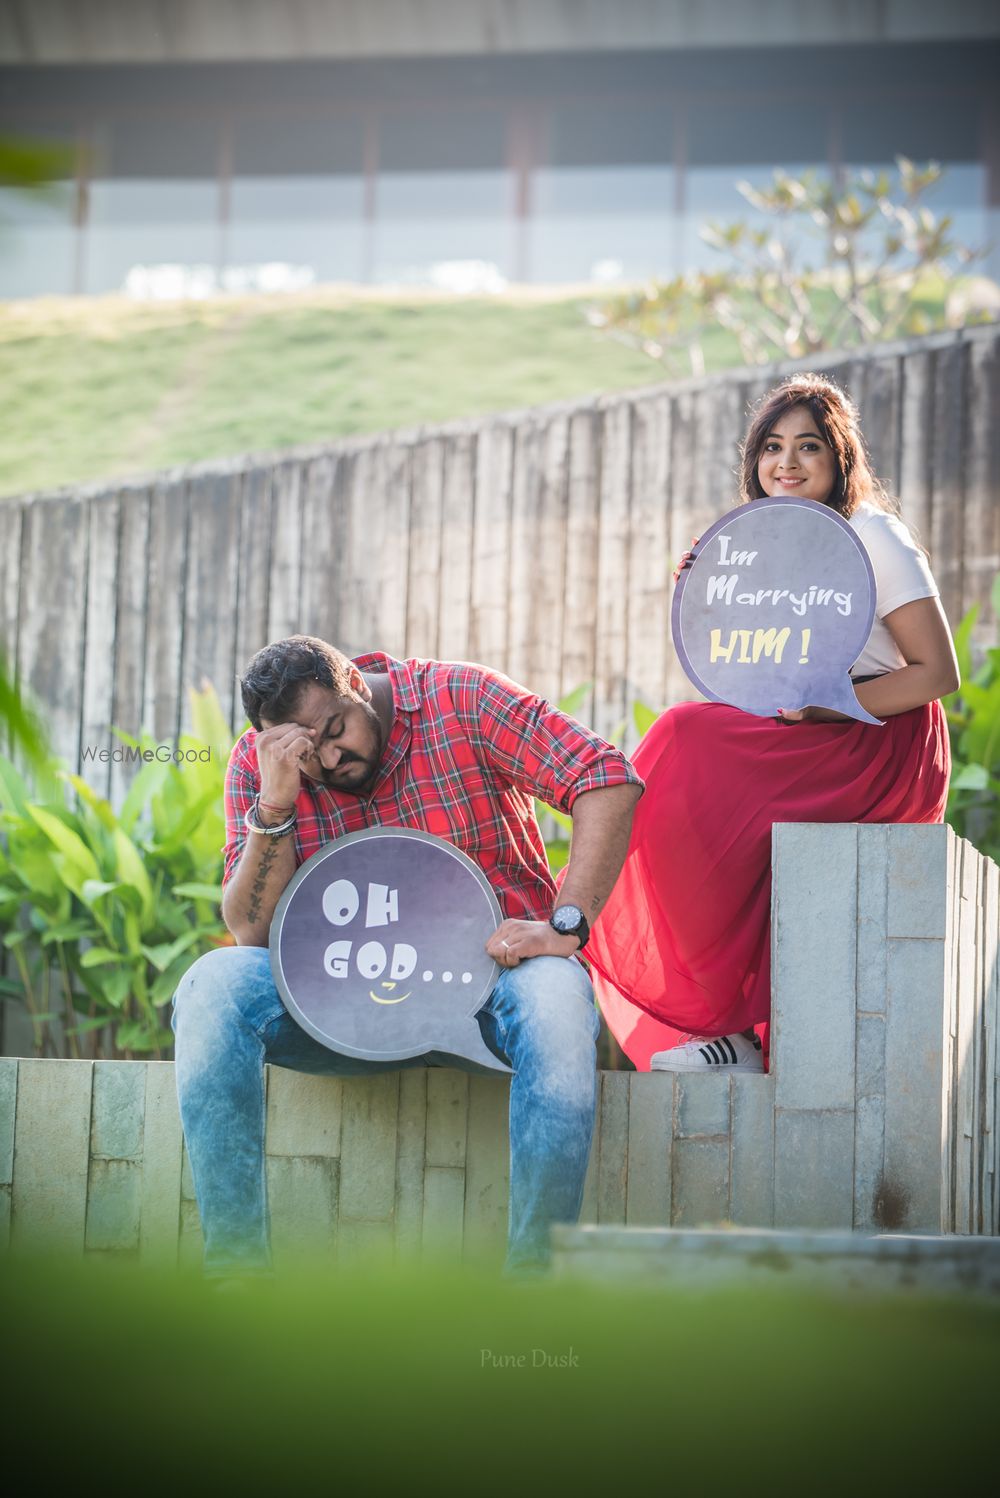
[672,496,881,724]
[270,827,511,1074]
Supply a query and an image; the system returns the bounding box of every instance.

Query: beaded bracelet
[244,795,297,838]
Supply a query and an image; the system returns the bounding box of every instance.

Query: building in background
[0,0,998,299]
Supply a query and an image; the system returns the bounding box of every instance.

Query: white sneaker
[650,1032,764,1073]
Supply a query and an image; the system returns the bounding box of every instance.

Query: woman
[586,374,959,1072]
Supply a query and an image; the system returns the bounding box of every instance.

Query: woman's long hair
[739,374,896,519]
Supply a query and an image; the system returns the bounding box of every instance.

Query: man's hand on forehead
[256,720,319,809]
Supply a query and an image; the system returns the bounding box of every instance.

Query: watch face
[552,905,584,934]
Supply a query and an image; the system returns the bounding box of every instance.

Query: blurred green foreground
[2,1252,996,1489]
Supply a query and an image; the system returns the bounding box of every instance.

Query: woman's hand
[673,537,700,584]
[776,705,849,724]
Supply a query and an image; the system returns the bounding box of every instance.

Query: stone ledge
[551,1225,1000,1297]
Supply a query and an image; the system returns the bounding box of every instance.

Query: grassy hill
[2,287,720,500]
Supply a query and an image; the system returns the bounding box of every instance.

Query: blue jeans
[171,945,599,1275]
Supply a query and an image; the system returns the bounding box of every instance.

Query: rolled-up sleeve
[222,732,260,887]
[467,669,644,813]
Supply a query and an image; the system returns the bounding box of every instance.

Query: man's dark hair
[240,635,356,731]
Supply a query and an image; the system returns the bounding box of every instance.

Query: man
[172,635,643,1277]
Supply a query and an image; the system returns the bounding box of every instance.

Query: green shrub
[942,581,1000,862]
[0,685,233,1057]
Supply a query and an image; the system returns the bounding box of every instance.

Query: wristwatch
[549,904,590,950]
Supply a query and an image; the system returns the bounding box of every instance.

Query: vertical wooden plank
[370,438,411,660]
[86,1159,142,1253]
[462,1073,509,1266]
[507,414,569,702]
[0,1058,17,1249]
[109,484,152,805]
[730,1073,775,1228]
[233,465,274,683]
[10,1058,93,1254]
[267,1156,338,1267]
[178,1197,204,1269]
[597,1068,629,1224]
[421,1165,466,1260]
[0,496,23,665]
[665,388,695,708]
[962,333,1000,643]
[897,348,935,547]
[929,342,967,627]
[424,1070,469,1168]
[139,1061,182,1267]
[625,392,672,744]
[437,428,476,662]
[90,1061,145,1159]
[954,840,979,1233]
[983,856,999,1235]
[625,1072,673,1226]
[78,491,121,797]
[469,420,514,673]
[143,473,190,746]
[560,405,601,721]
[264,1070,343,1157]
[338,1073,400,1223]
[335,440,410,660]
[182,469,243,734]
[404,436,444,658]
[18,496,89,771]
[325,445,364,657]
[265,458,304,647]
[593,400,632,744]
[296,454,340,647]
[859,354,902,496]
[579,1071,602,1224]
[394,1068,428,1259]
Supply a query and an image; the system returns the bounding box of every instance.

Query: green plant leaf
[112,828,156,927]
[172,882,224,902]
[25,805,102,884]
[80,946,127,968]
[632,700,659,738]
[140,930,203,973]
[951,764,990,792]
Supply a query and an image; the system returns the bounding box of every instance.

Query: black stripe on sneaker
[699,1045,715,1065]
[719,1036,738,1065]
[706,1042,724,1065]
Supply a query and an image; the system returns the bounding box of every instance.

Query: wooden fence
[1,324,997,785]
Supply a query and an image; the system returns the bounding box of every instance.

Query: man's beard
[317,699,384,796]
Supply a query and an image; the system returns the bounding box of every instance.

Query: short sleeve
[856,510,939,619]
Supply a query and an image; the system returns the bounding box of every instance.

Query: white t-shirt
[848,500,939,678]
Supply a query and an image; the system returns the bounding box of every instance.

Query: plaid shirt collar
[353,650,421,795]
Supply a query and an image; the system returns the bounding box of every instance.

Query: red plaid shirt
[223,652,642,921]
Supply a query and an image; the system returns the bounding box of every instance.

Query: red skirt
[586,700,951,1070]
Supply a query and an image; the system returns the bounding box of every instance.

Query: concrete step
[551,1225,1000,1298]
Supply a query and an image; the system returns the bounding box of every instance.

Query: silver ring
[501,940,510,948]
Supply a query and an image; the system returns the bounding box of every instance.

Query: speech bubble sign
[270,827,510,1074]
[671,496,881,724]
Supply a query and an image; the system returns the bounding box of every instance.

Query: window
[84,118,221,295]
[529,103,676,283]
[228,111,366,285]
[373,107,513,286]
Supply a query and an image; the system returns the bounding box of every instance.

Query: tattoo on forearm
[246,839,280,926]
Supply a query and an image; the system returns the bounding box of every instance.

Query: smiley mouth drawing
[369,981,411,1005]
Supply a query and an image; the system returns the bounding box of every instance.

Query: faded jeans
[171,945,599,1276]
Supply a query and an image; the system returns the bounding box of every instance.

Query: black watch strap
[549,905,590,950]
